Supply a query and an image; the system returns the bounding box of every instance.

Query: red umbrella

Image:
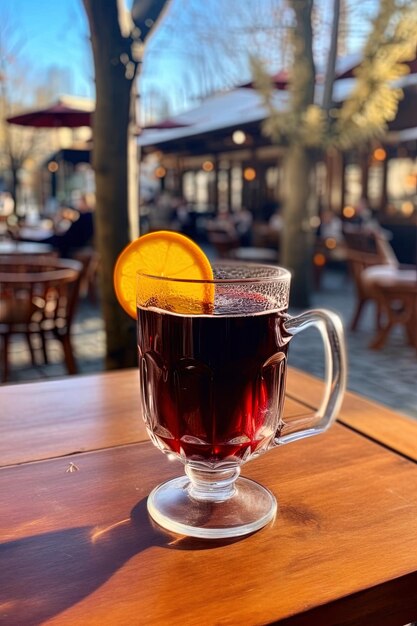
[6,99,93,128]
[240,69,289,90]
[143,117,191,130]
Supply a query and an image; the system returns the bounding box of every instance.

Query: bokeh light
[401,201,415,216]
[232,130,246,145]
[243,167,256,181]
[313,253,326,267]
[373,148,386,161]
[155,166,166,178]
[47,161,59,173]
[343,206,356,218]
[325,237,337,250]
[202,161,214,172]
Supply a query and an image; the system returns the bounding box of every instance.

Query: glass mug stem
[185,465,240,502]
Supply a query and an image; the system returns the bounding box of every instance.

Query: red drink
[138,302,290,464]
[134,262,345,539]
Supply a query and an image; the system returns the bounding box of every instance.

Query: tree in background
[0,19,45,203]
[0,91,39,204]
[80,0,417,367]
[0,5,88,208]
[139,0,378,124]
[140,0,296,120]
[82,0,168,369]
[252,0,417,306]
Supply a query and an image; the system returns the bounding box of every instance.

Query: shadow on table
[0,498,246,625]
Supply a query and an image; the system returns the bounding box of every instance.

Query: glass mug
[137,263,346,539]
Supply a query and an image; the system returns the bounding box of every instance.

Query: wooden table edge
[3,423,417,626]
[2,366,417,464]
[286,367,417,462]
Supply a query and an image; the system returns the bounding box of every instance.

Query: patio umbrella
[143,117,191,130]
[240,69,289,90]
[6,99,93,128]
[6,98,94,206]
[240,61,357,91]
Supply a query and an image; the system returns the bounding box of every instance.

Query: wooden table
[229,247,278,263]
[17,220,54,242]
[2,368,417,625]
[0,240,53,255]
[370,277,417,351]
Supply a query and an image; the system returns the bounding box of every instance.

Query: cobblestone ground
[3,268,417,420]
[3,306,106,384]
[289,269,417,420]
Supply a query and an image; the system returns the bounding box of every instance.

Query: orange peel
[113,230,214,318]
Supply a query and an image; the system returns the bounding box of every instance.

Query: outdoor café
[2,2,417,625]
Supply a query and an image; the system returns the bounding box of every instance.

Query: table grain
[286,368,417,461]
[2,368,417,625]
[0,369,309,467]
[2,424,417,625]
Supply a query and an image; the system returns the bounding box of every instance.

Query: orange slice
[113,230,214,318]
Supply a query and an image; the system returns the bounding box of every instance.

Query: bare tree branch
[322,0,340,113]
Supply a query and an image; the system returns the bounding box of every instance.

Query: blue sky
[2,0,376,119]
[3,0,93,98]
[3,0,244,114]
[2,0,184,110]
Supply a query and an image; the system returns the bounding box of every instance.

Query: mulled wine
[138,302,290,465]
[136,262,345,539]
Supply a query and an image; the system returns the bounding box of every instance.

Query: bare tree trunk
[9,161,19,207]
[322,0,340,113]
[282,0,316,307]
[82,0,168,369]
[282,145,316,308]
[128,81,139,240]
[83,0,137,369]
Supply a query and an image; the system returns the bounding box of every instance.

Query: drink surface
[138,302,290,465]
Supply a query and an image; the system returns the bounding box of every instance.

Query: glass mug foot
[147,475,277,539]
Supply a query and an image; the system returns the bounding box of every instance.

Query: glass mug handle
[277,309,347,445]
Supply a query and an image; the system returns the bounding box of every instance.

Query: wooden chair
[73,247,100,302]
[0,256,83,382]
[206,221,240,258]
[344,227,417,349]
[362,265,417,350]
[343,228,398,331]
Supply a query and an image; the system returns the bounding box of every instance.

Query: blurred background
[0,0,416,420]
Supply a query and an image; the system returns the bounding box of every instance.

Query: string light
[232,130,246,145]
[202,161,214,172]
[48,161,59,173]
[243,167,256,181]
[313,253,326,267]
[343,206,355,218]
[155,166,166,178]
[373,148,387,161]
[325,238,337,250]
